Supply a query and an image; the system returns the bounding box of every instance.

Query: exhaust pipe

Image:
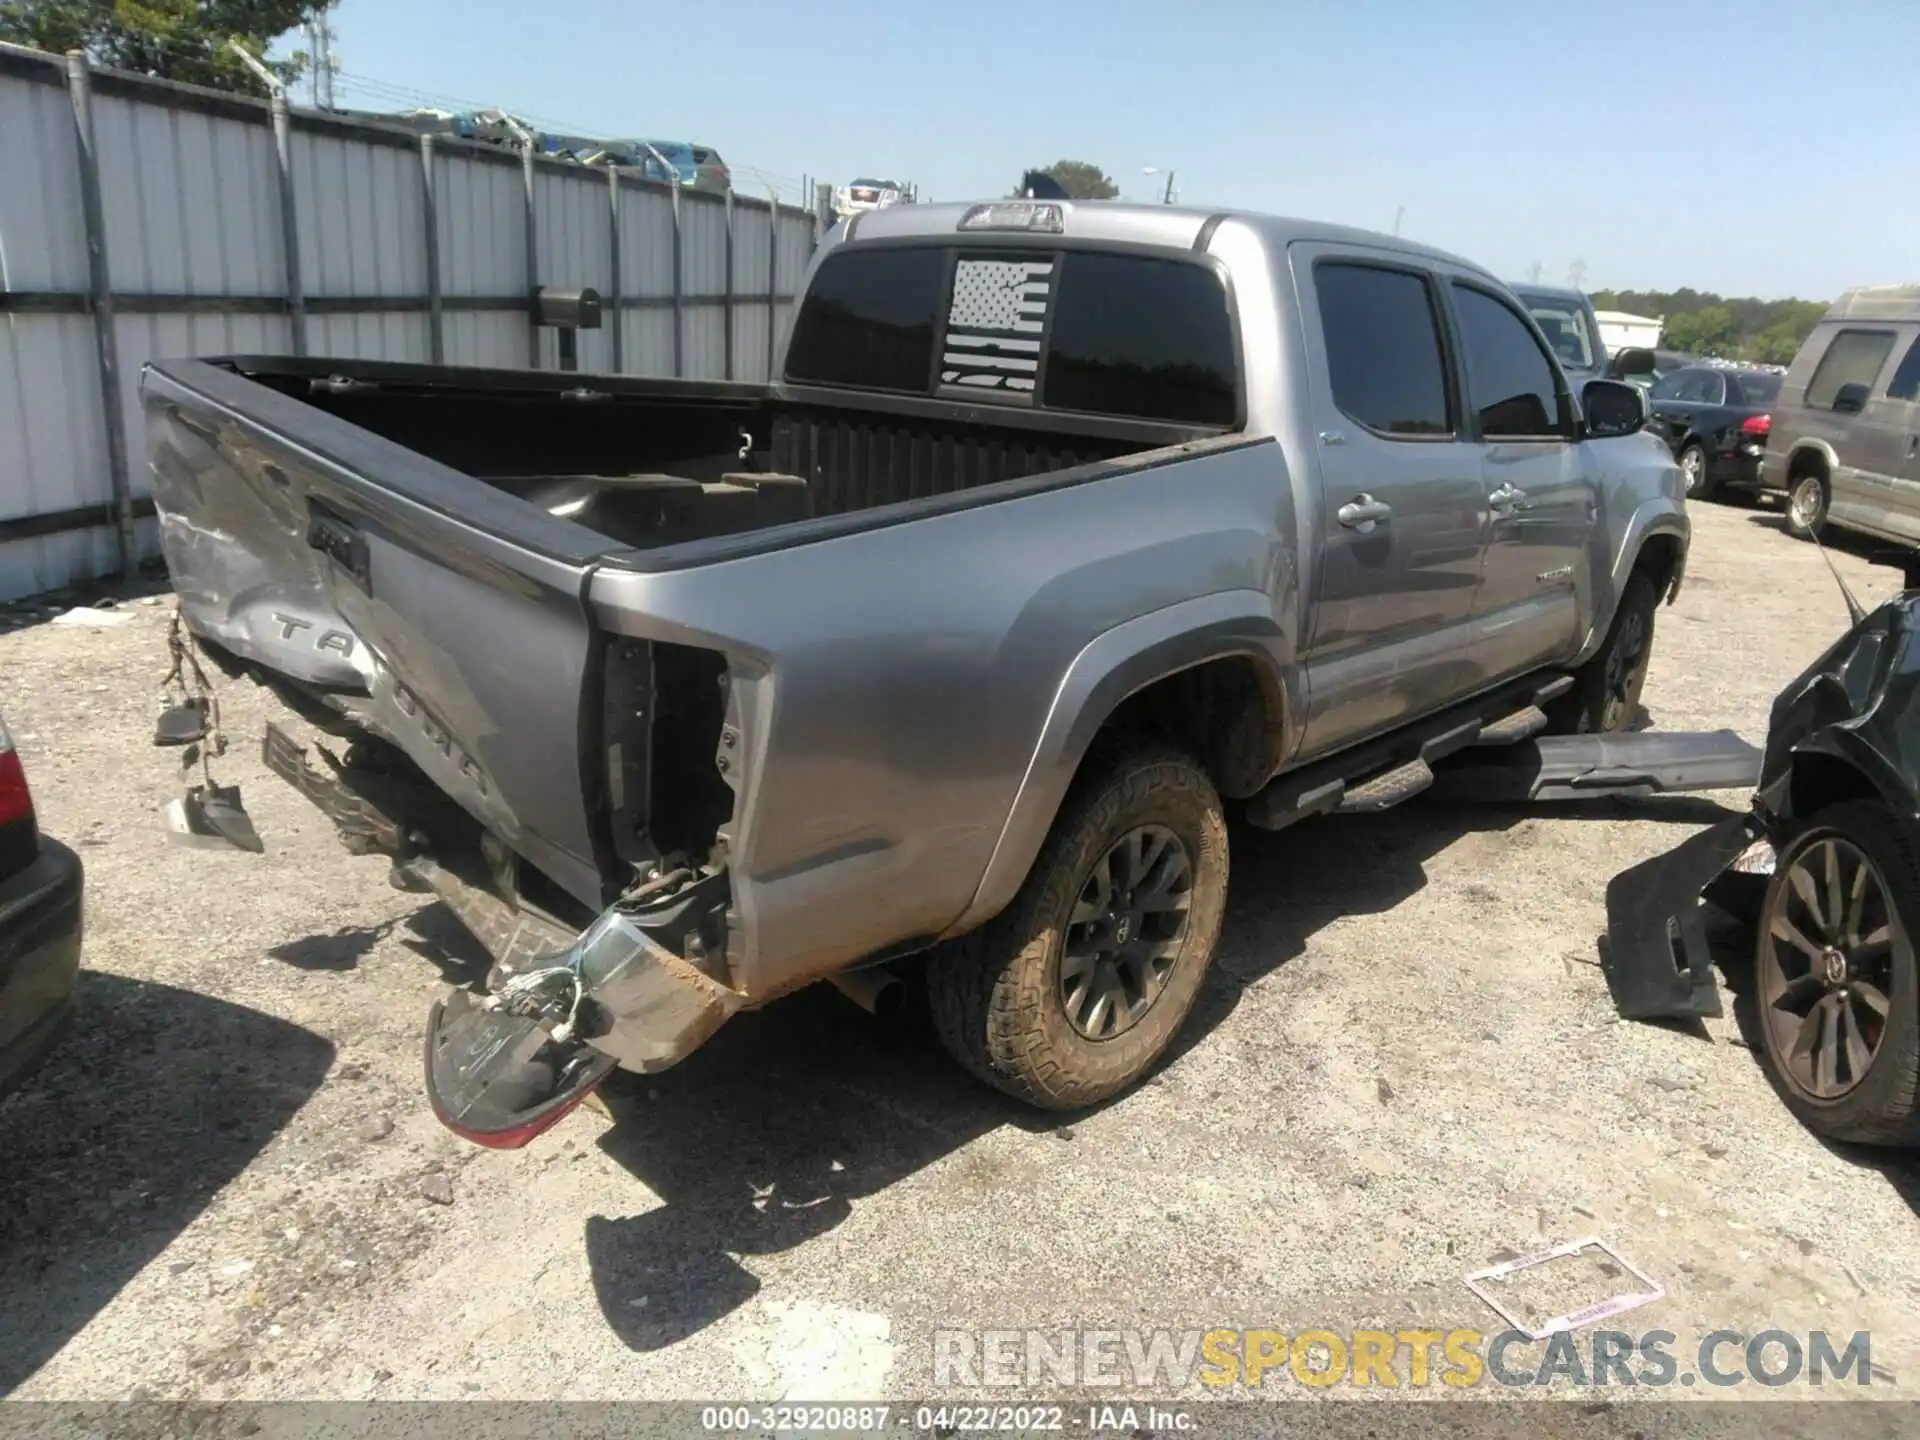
[829,965,903,1018]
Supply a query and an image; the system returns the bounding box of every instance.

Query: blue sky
[316,0,1916,301]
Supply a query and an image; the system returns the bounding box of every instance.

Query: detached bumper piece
[1601,813,1766,1019]
[1430,729,1763,803]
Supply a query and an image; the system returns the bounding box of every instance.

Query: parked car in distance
[1762,286,1920,541]
[834,177,912,219]
[622,140,729,192]
[145,202,1686,1141]
[0,712,83,1101]
[688,146,732,194]
[1512,284,1609,388]
[1645,364,1783,501]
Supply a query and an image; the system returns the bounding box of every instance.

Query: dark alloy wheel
[1060,824,1193,1040]
[1759,833,1896,1100]
[1547,568,1660,736]
[1597,602,1650,734]
[1752,800,1920,1147]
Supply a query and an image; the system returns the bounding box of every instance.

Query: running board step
[1337,758,1434,813]
[1243,671,1578,832]
[1475,705,1549,746]
[1428,729,1763,803]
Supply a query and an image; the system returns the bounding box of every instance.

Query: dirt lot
[2,500,1917,1412]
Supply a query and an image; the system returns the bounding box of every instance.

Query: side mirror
[1608,347,1657,379]
[1582,379,1648,439]
[1832,382,1870,415]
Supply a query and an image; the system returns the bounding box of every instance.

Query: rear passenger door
[1292,249,1489,757]
[1445,280,1595,679]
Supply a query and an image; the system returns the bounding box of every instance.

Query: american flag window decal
[939,256,1056,400]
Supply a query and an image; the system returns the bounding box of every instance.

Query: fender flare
[1575,500,1690,665]
[947,590,1291,935]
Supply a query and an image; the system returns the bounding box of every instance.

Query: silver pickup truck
[143,199,1688,1143]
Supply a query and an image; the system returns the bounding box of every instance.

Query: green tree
[0,0,323,96]
[1010,159,1119,200]
[1661,305,1738,357]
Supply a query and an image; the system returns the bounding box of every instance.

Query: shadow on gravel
[269,903,491,981]
[0,972,332,1396]
[582,783,1744,1350]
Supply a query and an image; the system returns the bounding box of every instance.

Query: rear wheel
[1548,568,1660,735]
[925,746,1227,1109]
[1753,801,1920,1147]
[1785,471,1829,539]
[1679,443,1713,500]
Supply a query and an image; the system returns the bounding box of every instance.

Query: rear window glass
[1806,329,1896,409]
[783,247,944,393]
[1731,372,1782,406]
[784,246,1239,427]
[1040,253,1237,425]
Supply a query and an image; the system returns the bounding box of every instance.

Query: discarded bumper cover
[1601,566,1920,1022]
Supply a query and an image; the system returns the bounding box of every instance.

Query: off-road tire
[1754,801,1920,1148]
[924,746,1228,1109]
[1548,567,1661,734]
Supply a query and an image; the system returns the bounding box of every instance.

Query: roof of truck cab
[1824,285,1920,322]
[1508,282,1589,305]
[840,200,1498,280]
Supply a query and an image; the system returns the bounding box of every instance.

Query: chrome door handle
[1336,494,1392,532]
[1489,483,1531,514]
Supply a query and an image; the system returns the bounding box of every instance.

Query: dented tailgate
[143,359,622,908]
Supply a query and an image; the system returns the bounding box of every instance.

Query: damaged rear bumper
[262,714,743,1095]
[1601,809,1773,1019]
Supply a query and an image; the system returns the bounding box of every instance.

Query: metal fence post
[419,133,444,364]
[607,163,624,372]
[64,51,135,578]
[766,190,780,381]
[522,140,540,367]
[722,189,735,381]
[270,91,308,358]
[670,183,683,377]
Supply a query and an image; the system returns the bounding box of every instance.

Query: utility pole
[1528,260,1543,283]
[1568,257,1588,291]
[306,7,336,110]
[1393,205,1404,237]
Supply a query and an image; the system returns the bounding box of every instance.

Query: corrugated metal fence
[0,44,821,600]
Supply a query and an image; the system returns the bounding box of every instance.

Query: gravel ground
[1,500,1917,1417]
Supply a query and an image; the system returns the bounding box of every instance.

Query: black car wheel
[1755,801,1920,1147]
[1785,473,1829,539]
[925,745,1227,1109]
[1678,443,1713,501]
[1548,568,1659,735]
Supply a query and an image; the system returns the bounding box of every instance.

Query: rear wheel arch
[1091,652,1289,801]
[953,604,1291,936]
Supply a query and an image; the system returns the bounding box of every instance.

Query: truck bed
[219,357,1155,554]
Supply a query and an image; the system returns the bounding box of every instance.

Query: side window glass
[1649,372,1686,402]
[1806,329,1897,410]
[1311,262,1452,437]
[1701,373,1727,406]
[1451,284,1567,439]
[1887,337,1920,403]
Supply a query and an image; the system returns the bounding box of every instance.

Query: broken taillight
[1742,413,1772,439]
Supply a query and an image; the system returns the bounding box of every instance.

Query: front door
[1292,248,1489,758]
[1445,280,1596,680]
